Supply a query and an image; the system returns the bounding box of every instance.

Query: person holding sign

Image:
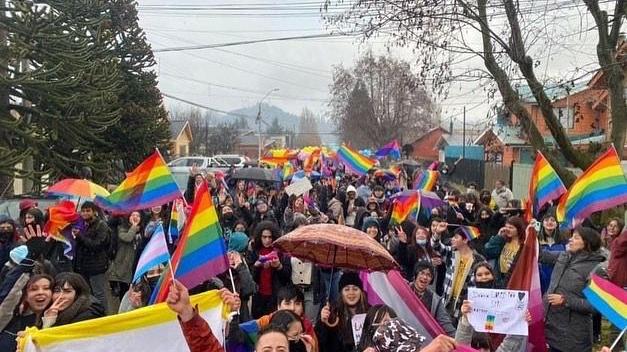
[540,226,605,352]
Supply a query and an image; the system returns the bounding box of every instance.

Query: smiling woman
[42,273,105,329]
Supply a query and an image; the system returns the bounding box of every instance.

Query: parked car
[213,154,248,168]
[0,194,65,220]
[167,156,229,173]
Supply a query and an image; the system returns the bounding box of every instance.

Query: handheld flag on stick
[390,191,420,225]
[375,140,401,159]
[133,224,170,283]
[337,144,375,176]
[152,181,229,303]
[526,152,566,222]
[413,170,439,191]
[168,199,186,245]
[95,150,181,214]
[556,146,627,228]
[583,274,627,330]
[43,200,78,258]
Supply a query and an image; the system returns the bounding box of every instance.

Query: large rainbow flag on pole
[526,151,566,221]
[583,274,627,330]
[556,146,627,228]
[375,139,401,159]
[19,290,225,352]
[152,181,229,303]
[337,144,375,176]
[95,150,181,214]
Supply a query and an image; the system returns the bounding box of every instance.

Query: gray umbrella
[230,167,279,182]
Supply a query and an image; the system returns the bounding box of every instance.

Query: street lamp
[257,88,279,164]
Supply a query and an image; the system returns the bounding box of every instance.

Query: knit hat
[361,217,380,232]
[338,272,362,292]
[228,232,249,253]
[19,199,38,211]
[9,245,28,264]
[346,185,357,194]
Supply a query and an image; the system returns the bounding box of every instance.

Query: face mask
[222,213,234,220]
[288,340,307,352]
[0,230,13,241]
[416,239,427,246]
[475,280,495,289]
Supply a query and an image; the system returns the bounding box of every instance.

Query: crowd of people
[0,162,625,352]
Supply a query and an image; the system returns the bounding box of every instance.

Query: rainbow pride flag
[337,144,375,176]
[413,170,439,191]
[167,199,186,245]
[583,274,627,329]
[282,162,294,181]
[390,191,420,225]
[95,150,181,214]
[303,147,321,172]
[458,225,480,240]
[556,146,627,228]
[152,181,229,303]
[527,152,566,220]
[43,200,78,257]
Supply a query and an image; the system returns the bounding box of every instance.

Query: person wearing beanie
[316,271,369,352]
[411,262,456,337]
[222,231,255,321]
[343,185,365,227]
[541,225,605,352]
[0,215,18,269]
[361,216,381,243]
[0,245,29,283]
[228,232,249,254]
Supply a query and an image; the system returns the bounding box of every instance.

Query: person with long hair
[42,272,104,328]
[247,221,291,319]
[484,216,526,287]
[357,304,397,351]
[0,274,53,351]
[395,224,438,281]
[541,226,605,352]
[315,272,369,352]
[537,210,567,294]
[108,211,143,305]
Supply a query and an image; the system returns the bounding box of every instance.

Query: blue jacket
[539,241,566,294]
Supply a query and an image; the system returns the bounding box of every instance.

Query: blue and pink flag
[133,224,170,283]
[375,140,401,159]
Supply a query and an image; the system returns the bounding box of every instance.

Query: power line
[153,32,360,53]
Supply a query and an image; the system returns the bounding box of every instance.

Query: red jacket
[180,309,224,352]
[608,232,627,288]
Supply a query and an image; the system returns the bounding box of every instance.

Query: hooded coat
[541,250,605,352]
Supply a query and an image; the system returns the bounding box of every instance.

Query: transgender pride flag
[132,224,170,283]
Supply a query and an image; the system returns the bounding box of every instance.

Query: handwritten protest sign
[285,178,312,196]
[467,288,528,336]
[351,313,366,346]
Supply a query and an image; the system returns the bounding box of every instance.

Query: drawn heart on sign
[518,292,526,301]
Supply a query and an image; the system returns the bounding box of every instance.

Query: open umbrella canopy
[46,178,110,199]
[230,167,279,182]
[273,223,398,272]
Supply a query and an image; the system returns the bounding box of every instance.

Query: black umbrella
[230,167,279,182]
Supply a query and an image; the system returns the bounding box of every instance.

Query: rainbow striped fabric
[390,191,420,225]
[458,225,480,240]
[167,200,185,245]
[583,274,627,329]
[153,181,229,303]
[556,146,627,227]
[337,144,375,176]
[282,162,294,181]
[527,152,566,219]
[413,170,439,191]
[95,150,181,214]
[303,147,321,172]
[43,200,78,257]
[260,149,298,166]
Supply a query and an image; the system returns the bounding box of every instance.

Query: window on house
[554,107,574,129]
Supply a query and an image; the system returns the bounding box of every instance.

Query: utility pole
[462,106,466,159]
[256,88,279,164]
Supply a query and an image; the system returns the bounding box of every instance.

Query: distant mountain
[215,103,338,146]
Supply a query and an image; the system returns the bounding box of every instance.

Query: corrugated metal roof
[516,82,588,104]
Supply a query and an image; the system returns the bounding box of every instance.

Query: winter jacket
[455,315,525,352]
[416,288,456,337]
[607,232,627,288]
[180,308,224,352]
[484,235,522,288]
[491,187,513,209]
[42,295,105,328]
[74,218,111,275]
[107,224,140,284]
[538,233,567,294]
[0,267,35,352]
[396,242,433,281]
[541,250,606,352]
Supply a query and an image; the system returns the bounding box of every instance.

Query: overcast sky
[137,0,607,130]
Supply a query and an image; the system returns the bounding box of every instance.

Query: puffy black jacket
[74,218,111,275]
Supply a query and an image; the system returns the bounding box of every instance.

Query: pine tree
[96,0,170,180]
[342,80,375,149]
[0,0,122,185]
[295,108,322,147]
